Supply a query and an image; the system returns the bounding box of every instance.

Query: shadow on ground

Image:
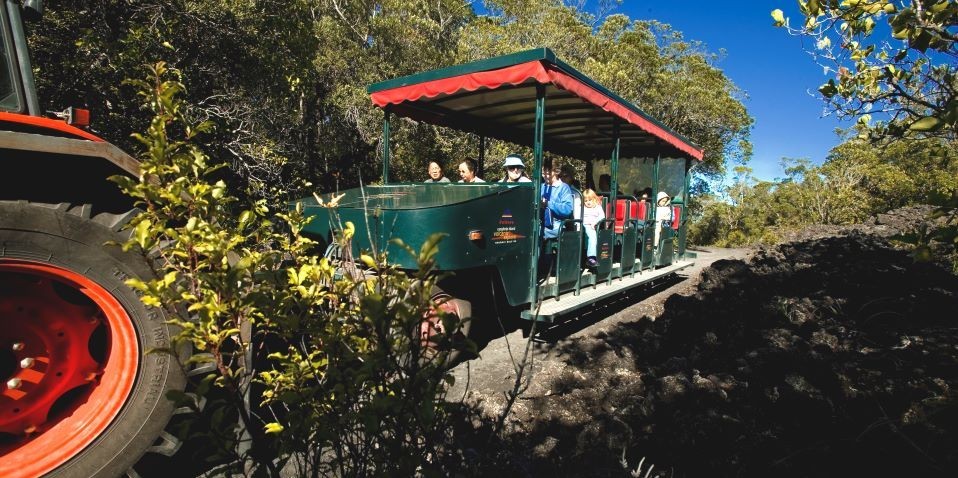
[453,232,958,477]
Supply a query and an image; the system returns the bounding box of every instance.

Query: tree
[458,0,753,184]
[29,0,473,197]
[772,1,957,140]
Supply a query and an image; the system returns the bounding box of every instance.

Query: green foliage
[690,136,958,254]
[773,0,957,141]
[773,1,958,266]
[31,1,749,194]
[31,0,473,197]
[114,63,469,476]
[456,1,753,184]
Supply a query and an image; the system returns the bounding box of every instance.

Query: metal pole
[652,153,660,220]
[529,84,546,309]
[381,110,390,184]
[608,121,620,285]
[610,120,620,204]
[478,135,486,179]
[6,1,40,116]
[680,158,692,258]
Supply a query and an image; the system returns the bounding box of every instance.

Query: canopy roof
[368,48,703,161]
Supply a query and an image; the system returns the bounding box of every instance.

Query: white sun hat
[503,154,525,168]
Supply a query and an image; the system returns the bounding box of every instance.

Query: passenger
[654,191,673,246]
[598,174,611,193]
[500,154,531,183]
[541,162,573,239]
[457,158,485,183]
[581,189,605,268]
[639,187,653,202]
[424,161,450,183]
[598,173,623,195]
[559,164,581,190]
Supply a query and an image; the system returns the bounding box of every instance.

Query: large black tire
[0,201,184,478]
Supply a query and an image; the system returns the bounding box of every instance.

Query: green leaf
[134,219,152,249]
[909,116,943,131]
[819,79,838,97]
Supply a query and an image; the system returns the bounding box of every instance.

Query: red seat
[636,201,648,222]
[671,206,681,230]
[609,199,641,233]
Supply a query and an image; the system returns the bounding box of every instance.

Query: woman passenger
[500,154,531,183]
[457,158,485,183]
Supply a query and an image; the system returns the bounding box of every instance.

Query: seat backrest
[613,199,629,233]
[636,200,648,222]
[671,205,682,230]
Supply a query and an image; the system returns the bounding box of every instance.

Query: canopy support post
[679,157,692,258]
[382,110,391,184]
[478,135,486,179]
[652,153,660,220]
[529,84,546,310]
[610,120,620,204]
[608,120,621,285]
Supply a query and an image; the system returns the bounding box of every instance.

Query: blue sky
[614,1,854,181]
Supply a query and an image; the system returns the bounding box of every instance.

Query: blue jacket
[541,180,573,239]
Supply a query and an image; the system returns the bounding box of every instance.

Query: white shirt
[582,204,605,228]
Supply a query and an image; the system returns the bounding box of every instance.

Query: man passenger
[457,158,485,183]
[425,161,450,183]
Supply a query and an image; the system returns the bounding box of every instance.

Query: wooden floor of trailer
[522,258,694,322]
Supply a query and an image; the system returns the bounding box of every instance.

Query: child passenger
[581,189,605,267]
[654,191,673,246]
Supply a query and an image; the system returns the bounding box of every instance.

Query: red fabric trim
[0,112,104,142]
[542,65,703,160]
[370,61,550,108]
[369,60,704,160]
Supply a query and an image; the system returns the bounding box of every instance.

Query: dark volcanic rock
[470,229,958,478]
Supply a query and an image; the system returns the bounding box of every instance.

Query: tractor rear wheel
[0,201,183,478]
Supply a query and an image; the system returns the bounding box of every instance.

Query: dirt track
[447,247,750,413]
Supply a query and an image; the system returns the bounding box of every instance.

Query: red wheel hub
[0,261,139,477]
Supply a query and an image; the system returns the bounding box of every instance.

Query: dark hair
[428,160,444,170]
[459,158,477,173]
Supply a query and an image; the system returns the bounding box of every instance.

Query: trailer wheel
[421,290,472,362]
[0,201,183,478]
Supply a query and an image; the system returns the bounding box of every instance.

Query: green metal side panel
[620,225,637,276]
[556,229,582,295]
[299,183,537,306]
[595,229,615,283]
[640,223,655,270]
[656,227,675,267]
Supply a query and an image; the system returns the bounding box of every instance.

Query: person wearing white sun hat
[500,154,531,183]
[654,190,673,247]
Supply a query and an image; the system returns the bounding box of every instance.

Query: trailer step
[522,259,693,322]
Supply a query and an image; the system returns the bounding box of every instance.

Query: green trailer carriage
[300,48,703,331]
